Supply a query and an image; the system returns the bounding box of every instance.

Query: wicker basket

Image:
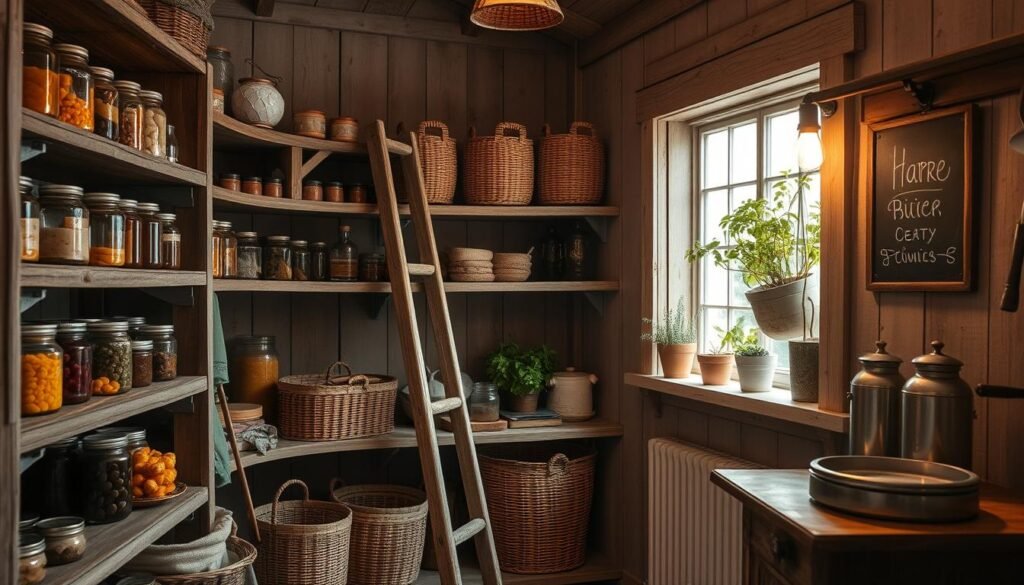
[155,535,257,585]
[463,123,534,205]
[138,0,211,58]
[255,480,353,585]
[416,121,457,204]
[330,482,429,585]
[480,446,595,574]
[538,122,604,205]
[278,362,398,441]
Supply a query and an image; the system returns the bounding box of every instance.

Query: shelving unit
[21,265,207,289]
[213,279,620,294]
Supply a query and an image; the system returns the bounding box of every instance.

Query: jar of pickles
[112,80,143,150]
[264,235,292,280]
[139,324,177,381]
[21,323,63,416]
[54,44,93,131]
[20,176,40,262]
[311,241,329,281]
[211,221,225,278]
[23,23,59,118]
[19,532,47,584]
[136,203,163,269]
[131,340,153,388]
[139,90,167,158]
[79,432,132,524]
[90,67,118,141]
[83,192,125,267]
[88,321,132,395]
[157,212,181,270]
[119,199,143,268]
[237,231,261,279]
[39,185,90,265]
[222,221,238,278]
[56,321,92,405]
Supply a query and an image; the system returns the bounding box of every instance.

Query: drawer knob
[769,532,792,563]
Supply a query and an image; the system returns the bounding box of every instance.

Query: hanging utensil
[1000,86,1024,311]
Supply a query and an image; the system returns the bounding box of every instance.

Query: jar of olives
[19,532,47,584]
[88,321,132,394]
[139,324,177,381]
[79,432,132,524]
[56,321,92,405]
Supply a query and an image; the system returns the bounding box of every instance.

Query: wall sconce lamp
[797,99,824,172]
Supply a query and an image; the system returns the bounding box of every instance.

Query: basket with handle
[254,480,352,585]
[277,362,398,441]
[416,120,458,204]
[463,122,534,205]
[330,481,429,585]
[154,525,257,585]
[137,0,212,58]
[538,122,604,205]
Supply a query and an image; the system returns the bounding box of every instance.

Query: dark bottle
[541,226,564,281]
[564,221,590,281]
[22,437,80,517]
[330,225,359,282]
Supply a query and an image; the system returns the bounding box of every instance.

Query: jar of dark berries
[79,432,132,524]
[56,321,92,405]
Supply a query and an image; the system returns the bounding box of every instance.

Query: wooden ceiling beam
[579,0,705,67]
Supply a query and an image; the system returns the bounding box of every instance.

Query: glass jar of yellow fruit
[54,44,93,131]
[21,323,63,416]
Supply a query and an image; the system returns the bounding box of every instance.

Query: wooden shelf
[415,558,621,584]
[214,279,619,294]
[22,109,207,187]
[40,487,209,585]
[213,112,413,156]
[20,264,207,289]
[21,376,208,452]
[625,373,849,433]
[233,419,623,470]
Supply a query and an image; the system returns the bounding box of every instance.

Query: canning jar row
[219,173,369,203]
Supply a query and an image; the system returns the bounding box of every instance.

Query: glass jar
[359,253,386,282]
[291,240,310,281]
[330,225,358,281]
[564,221,589,280]
[24,437,79,517]
[131,340,153,388]
[54,44,93,131]
[229,336,279,422]
[83,192,126,267]
[222,221,238,278]
[94,426,148,455]
[157,212,181,270]
[88,321,132,394]
[23,23,59,118]
[469,382,500,422]
[118,199,143,269]
[125,316,146,340]
[35,516,87,566]
[79,432,132,524]
[19,513,39,533]
[19,176,40,263]
[220,173,241,191]
[207,46,234,114]
[237,231,261,279]
[167,124,179,164]
[19,532,47,584]
[241,176,262,196]
[39,184,90,265]
[325,181,344,203]
[264,235,292,280]
[136,202,163,269]
[348,184,368,203]
[263,177,283,198]
[211,221,225,278]
[21,323,63,416]
[139,324,177,381]
[330,116,359,143]
[139,90,167,158]
[112,80,143,150]
[311,241,329,281]
[90,66,118,141]
[56,321,92,405]
[303,180,323,201]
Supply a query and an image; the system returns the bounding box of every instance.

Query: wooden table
[711,469,1024,585]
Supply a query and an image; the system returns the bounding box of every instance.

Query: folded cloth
[238,423,279,455]
[123,507,234,575]
[212,294,232,487]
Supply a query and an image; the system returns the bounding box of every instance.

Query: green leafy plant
[705,317,759,355]
[642,296,698,345]
[733,326,769,357]
[686,172,820,290]
[485,343,556,397]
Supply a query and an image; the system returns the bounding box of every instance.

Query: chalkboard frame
[865,105,975,292]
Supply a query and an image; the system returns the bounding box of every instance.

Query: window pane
[732,308,756,338]
[704,257,728,305]
[730,122,757,183]
[703,189,728,244]
[772,339,790,371]
[767,110,799,177]
[730,267,752,306]
[703,307,728,354]
[730,184,757,212]
[703,130,728,188]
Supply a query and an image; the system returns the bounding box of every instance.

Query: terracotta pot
[697,354,734,386]
[657,343,697,378]
[744,275,819,341]
[788,339,820,403]
[735,354,778,392]
[506,392,540,413]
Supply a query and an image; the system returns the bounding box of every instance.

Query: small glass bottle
[237,231,261,279]
[54,43,93,130]
[140,324,177,381]
[22,23,59,118]
[112,80,143,151]
[39,184,90,265]
[83,192,126,267]
[139,90,167,158]
[241,177,262,196]
[325,181,344,203]
[291,240,310,281]
[469,382,500,422]
[90,66,119,141]
[79,432,132,524]
[264,235,292,280]
[88,321,132,394]
[19,176,40,263]
[56,321,92,405]
[21,323,63,416]
[131,340,153,388]
[211,221,225,278]
[118,199,143,268]
[330,225,358,281]
[311,241,329,281]
[157,212,181,270]
[19,532,47,584]
[136,202,163,269]
[222,221,238,278]
[219,173,241,191]
[166,124,178,164]
[35,516,87,566]
[564,221,590,281]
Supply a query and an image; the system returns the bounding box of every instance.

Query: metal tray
[809,473,979,522]
[810,456,980,494]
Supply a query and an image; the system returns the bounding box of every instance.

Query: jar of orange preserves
[228,336,279,423]
[54,44,93,131]
[21,323,63,416]
[83,193,126,267]
[22,23,59,118]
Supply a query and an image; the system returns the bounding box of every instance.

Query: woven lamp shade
[470,0,564,31]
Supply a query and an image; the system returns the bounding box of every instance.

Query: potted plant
[642,296,698,378]
[485,342,556,412]
[733,327,778,393]
[686,172,820,340]
[696,319,747,386]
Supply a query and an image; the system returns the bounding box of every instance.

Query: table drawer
[746,511,812,585]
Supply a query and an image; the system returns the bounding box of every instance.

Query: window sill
[624,373,848,433]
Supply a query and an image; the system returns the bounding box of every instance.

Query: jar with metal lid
[24,437,79,517]
[237,231,261,279]
[222,223,238,278]
[291,240,310,281]
[88,321,132,394]
[469,382,500,422]
[901,341,973,469]
[848,341,904,457]
[54,43,93,130]
[229,335,279,422]
[19,176,40,262]
[347,184,367,203]
[263,177,283,198]
[112,80,143,150]
[330,225,358,281]
[19,513,39,533]
[157,212,181,269]
[90,66,118,141]
[359,252,386,282]
[207,45,234,113]
[211,221,225,278]
[39,184,90,265]
[22,23,59,118]
[136,202,163,269]
[79,432,132,524]
[57,322,92,405]
[167,124,179,164]
[21,323,63,416]
[303,179,323,201]
[139,90,167,158]
[131,340,153,388]
[139,324,177,381]
[311,241,329,281]
[220,173,241,191]
[83,192,126,267]
[19,532,47,584]
[264,235,292,280]
[35,516,86,565]
[124,316,146,340]
[325,181,344,203]
[118,199,143,268]
[94,426,148,455]
[241,176,262,196]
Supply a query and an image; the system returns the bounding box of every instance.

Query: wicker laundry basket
[538,122,604,205]
[138,0,211,58]
[278,362,398,441]
[416,121,458,204]
[463,123,534,205]
[154,534,256,585]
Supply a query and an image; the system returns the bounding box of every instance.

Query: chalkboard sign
[866,106,974,291]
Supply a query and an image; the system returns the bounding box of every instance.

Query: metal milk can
[848,341,905,456]
[900,341,974,469]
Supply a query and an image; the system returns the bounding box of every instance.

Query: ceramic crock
[232,77,285,129]
[547,367,598,421]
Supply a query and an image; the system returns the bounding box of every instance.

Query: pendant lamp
[470,0,564,31]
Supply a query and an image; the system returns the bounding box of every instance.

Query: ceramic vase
[232,77,285,129]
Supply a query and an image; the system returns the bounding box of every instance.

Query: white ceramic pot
[232,77,285,128]
[735,354,778,392]
[744,275,819,341]
[547,367,598,421]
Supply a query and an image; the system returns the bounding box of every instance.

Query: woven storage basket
[416,121,457,204]
[464,123,534,205]
[138,0,211,58]
[255,480,352,585]
[330,482,429,585]
[480,446,595,574]
[538,122,604,205]
[155,534,257,585]
[278,362,398,441]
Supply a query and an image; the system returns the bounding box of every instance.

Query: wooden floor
[414,559,622,584]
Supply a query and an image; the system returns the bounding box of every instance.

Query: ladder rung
[453,518,487,546]
[407,263,436,276]
[430,396,463,415]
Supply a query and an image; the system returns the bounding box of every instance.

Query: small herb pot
[506,392,540,413]
[735,354,778,392]
[697,354,733,385]
[657,343,696,378]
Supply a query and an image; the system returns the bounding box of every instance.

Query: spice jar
[119,199,143,268]
[113,80,143,150]
[263,177,283,198]
[228,335,280,422]
[94,426,148,455]
[208,46,234,113]
[131,340,153,388]
[237,231,261,279]
[39,184,90,265]
[23,437,79,517]
[325,181,344,203]
[140,324,177,381]
[211,221,225,278]
[241,176,262,196]
[291,240,310,281]
[469,382,500,422]
[19,532,47,584]
[157,212,182,270]
[302,179,323,201]
[311,241,329,281]
[57,321,92,405]
[88,321,132,394]
[220,173,241,191]
[167,124,179,164]
[35,517,86,566]
[347,184,368,203]
[90,66,119,141]
[22,23,59,118]
[330,225,358,281]
[137,202,163,269]
[264,235,292,280]
[19,176,40,263]
[330,116,359,142]
[54,44,93,130]
[294,110,327,138]
[21,323,63,416]
[139,90,167,158]
[83,192,126,267]
[79,432,132,524]
[359,253,386,282]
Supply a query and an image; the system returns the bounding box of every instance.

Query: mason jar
[21,323,63,416]
[54,44,93,130]
[311,241,329,281]
[90,66,118,141]
[39,184,90,265]
[291,240,310,281]
[19,176,40,262]
[131,340,153,388]
[139,90,167,158]
[56,321,92,405]
[157,212,181,270]
[118,199,143,268]
[263,235,292,280]
[19,532,47,584]
[112,80,143,150]
[22,23,59,118]
[139,324,177,381]
[83,192,125,267]
[136,202,162,269]
[79,432,132,524]
[222,221,238,278]
[23,437,80,517]
[237,231,261,279]
[35,516,87,566]
[88,321,132,394]
[211,221,225,278]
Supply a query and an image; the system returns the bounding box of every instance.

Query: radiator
[648,438,762,585]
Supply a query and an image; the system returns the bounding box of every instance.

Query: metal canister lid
[266,235,290,243]
[112,80,142,93]
[138,89,163,104]
[82,432,129,451]
[39,184,85,198]
[19,176,34,192]
[19,532,46,557]
[119,199,139,210]
[95,426,147,444]
[87,320,129,333]
[21,323,57,337]
[912,341,963,371]
[132,340,153,351]
[858,341,902,367]
[83,192,122,206]
[139,324,174,335]
[53,43,89,61]
[90,66,114,81]
[19,513,39,532]
[35,516,86,537]
[156,212,176,222]
[57,321,88,334]
[23,22,54,39]
[136,202,161,213]
[236,231,258,239]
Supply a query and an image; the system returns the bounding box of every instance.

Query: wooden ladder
[366,120,502,585]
